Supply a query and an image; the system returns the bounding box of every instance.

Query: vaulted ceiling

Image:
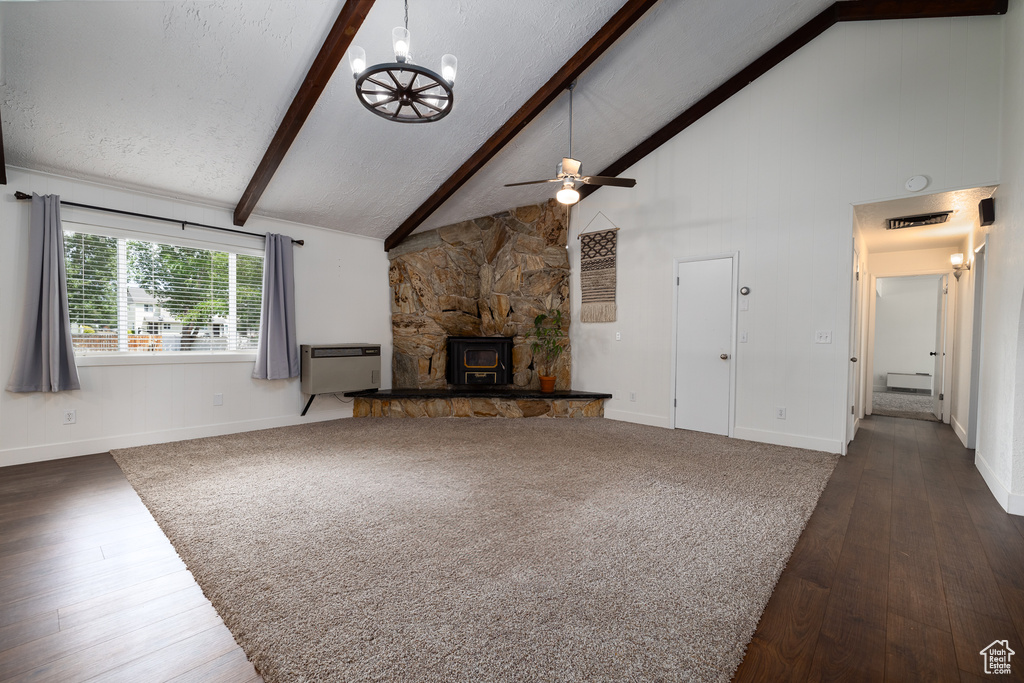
[0,0,1004,246]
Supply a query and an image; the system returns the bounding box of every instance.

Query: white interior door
[847,247,861,444]
[932,275,947,420]
[674,257,734,435]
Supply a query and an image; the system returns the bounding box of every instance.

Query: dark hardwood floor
[735,415,1024,682]
[0,453,261,682]
[2,416,1020,682]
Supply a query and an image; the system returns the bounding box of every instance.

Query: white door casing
[933,275,947,421]
[847,245,861,445]
[673,256,736,436]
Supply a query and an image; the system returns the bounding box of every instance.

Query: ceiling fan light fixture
[556,182,580,205]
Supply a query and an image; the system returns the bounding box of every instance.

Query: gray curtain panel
[253,233,300,380]
[7,194,81,393]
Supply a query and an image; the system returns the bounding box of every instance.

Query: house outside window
[63,226,263,355]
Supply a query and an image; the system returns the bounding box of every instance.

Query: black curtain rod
[13,191,304,246]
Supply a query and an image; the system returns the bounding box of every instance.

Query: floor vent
[886,211,952,230]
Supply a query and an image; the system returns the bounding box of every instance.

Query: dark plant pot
[539,375,556,393]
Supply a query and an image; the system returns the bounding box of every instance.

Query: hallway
[735,415,1024,681]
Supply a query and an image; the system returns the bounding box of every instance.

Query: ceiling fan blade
[504,178,562,187]
[580,175,637,188]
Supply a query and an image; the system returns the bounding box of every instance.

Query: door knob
[720,353,729,360]
[850,357,858,362]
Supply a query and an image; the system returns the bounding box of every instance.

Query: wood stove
[446,336,513,386]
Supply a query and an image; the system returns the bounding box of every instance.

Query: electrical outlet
[213,393,223,406]
[776,407,786,420]
[63,409,76,425]
[815,330,832,344]
[615,332,622,341]
[629,392,637,402]
[740,331,748,343]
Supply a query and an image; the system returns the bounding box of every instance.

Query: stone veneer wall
[388,200,570,389]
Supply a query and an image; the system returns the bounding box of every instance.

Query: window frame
[62,217,265,367]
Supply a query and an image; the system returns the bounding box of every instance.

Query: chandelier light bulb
[392,27,410,62]
[441,54,458,84]
[348,46,366,77]
[950,252,965,267]
[556,182,580,205]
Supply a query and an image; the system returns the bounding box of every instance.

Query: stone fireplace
[388,200,571,391]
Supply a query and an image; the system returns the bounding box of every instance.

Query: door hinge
[676,276,679,285]
[852,406,855,415]
[674,398,677,407]
[939,393,944,401]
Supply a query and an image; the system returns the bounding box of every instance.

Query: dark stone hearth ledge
[345,388,612,400]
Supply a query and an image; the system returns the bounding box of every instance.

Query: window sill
[75,352,257,367]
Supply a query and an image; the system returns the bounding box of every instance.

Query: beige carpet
[111,418,837,682]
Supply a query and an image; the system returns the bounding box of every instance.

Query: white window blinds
[63,229,263,354]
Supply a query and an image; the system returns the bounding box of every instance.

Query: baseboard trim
[974,453,1024,516]
[603,409,672,429]
[951,414,968,447]
[732,427,842,454]
[0,410,351,468]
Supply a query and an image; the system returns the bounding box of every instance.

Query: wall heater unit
[300,344,381,415]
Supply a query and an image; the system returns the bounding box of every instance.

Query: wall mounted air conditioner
[300,344,381,415]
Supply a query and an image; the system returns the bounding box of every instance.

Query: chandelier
[347,0,457,123]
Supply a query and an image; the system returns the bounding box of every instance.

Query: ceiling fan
[504,82,636,206]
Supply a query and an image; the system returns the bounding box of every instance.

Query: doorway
[673,255,736,436]
[870,274,947,422]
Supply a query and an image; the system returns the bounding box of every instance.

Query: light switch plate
[815,330,832,344]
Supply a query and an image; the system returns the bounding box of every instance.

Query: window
[64,228,263,355]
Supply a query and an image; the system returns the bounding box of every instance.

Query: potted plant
[531,308,566,393]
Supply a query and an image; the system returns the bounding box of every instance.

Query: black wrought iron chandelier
[348,0,457,123]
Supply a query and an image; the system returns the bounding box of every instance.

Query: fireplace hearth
[446,336,513,386]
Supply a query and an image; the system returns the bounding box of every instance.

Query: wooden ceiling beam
[579,0,1007,201]
[383,0,661,252]
[234,0,375,227]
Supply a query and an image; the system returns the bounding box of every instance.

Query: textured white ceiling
[2,0,834,242]
[854,186,997,254]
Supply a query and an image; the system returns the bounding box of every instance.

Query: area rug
[872,389,939,422]
[111,418,837,682]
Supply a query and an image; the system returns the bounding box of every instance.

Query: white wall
[973,0,1024,514]
[868,246,959,276]
[950,235,978,446]
[570,16,1003,454]
[872,276,940,391]
[0,168,393,467]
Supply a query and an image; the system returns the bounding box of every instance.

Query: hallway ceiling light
[348,0,457,123]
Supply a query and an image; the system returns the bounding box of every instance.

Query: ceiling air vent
[886,211,952,230]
